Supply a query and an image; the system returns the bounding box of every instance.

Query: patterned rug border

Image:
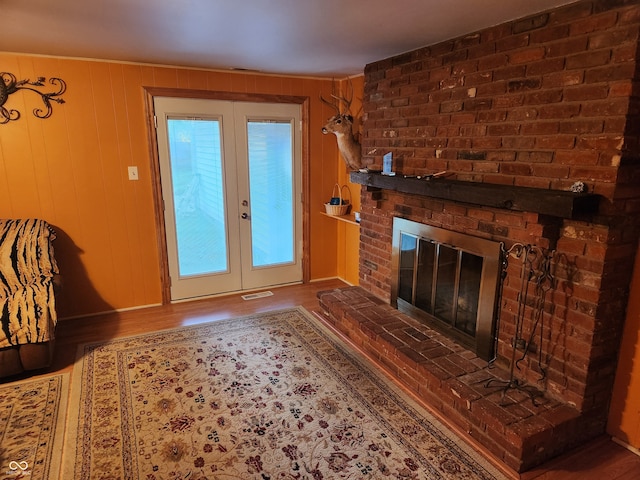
[0,373,69,480]
[64,306,509,479]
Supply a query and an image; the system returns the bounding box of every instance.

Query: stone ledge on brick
[317,286,596,473]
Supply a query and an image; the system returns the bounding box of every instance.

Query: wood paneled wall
[336,76,362,285]
[0,53,358,318]
[608,241,640,450]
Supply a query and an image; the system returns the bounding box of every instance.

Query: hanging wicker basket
[324,184,351,216]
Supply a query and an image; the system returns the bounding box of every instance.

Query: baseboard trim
[58,303,163,321]
[612,436,640,457]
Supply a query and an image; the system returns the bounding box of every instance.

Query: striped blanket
[0,219,59,348]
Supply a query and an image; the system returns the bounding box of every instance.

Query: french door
[154,96,302,301]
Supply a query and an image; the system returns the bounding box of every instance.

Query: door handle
[241,212,249,219]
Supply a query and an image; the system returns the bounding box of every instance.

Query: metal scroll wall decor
[0,72,67,124]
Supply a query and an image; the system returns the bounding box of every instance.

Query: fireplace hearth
[318,176,593,472]
[317,284,584,473]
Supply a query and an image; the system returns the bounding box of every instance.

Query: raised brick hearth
[318,0,640,474]
[317,286,590,472]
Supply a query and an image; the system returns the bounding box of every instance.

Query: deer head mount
[321,83,362,171]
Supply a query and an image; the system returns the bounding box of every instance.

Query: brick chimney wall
[358,0,640,416]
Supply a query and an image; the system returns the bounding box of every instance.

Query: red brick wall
[358,0,640,413]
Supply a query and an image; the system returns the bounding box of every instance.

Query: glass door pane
[167,118,228,277]
[397,233,417,303]
[434,245,458,324]
[415,239,436,312]
[247,121,294,268]
[456,252,483,336]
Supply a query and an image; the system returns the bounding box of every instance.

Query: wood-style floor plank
[51,279,347,375]
[522,435,640,480]
[14,279,640,479]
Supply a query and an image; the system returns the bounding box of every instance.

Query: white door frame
[144,87,311,304]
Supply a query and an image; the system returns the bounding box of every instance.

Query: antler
[335,77,354,115]
[320,79,354,116]
[319,93,340,114]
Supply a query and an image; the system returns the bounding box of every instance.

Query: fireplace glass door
[392,218,502,360]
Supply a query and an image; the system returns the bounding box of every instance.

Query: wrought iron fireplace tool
[514,251,554,378]
[486,243,555,405]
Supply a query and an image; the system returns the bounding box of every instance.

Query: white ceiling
[4,0,578,77]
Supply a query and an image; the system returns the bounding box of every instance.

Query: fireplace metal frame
[391,217,503,361]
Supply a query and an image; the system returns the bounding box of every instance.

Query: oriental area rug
[0,373,69,480]
[63,307,508,480]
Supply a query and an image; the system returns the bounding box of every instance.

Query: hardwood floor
[26,279,640,479]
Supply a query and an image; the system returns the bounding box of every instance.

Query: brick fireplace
[318,0,640,473]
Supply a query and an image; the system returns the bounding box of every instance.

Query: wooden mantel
[350,172,601,219]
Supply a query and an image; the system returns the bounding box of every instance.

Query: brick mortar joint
[316,286,602,472]
[317,287,581,418]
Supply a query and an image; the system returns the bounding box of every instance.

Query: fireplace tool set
[486,243,558,405]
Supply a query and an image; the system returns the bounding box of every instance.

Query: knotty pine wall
[0,52,361,318]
